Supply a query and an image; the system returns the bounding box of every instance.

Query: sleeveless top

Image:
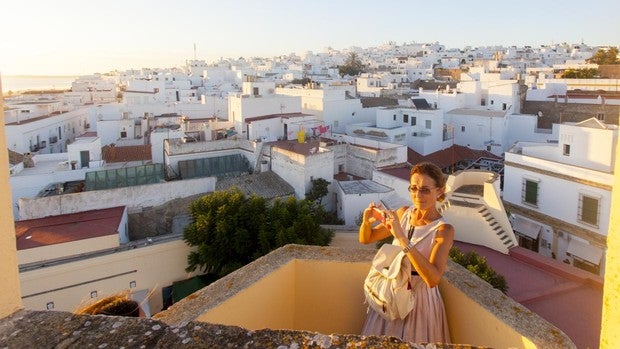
[391,206,446,259]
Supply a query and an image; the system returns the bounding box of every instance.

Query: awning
[567,239,604,265]
[512,216,542,239]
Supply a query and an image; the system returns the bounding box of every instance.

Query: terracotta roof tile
[15,206,125,250]
[408,144,501,169]
[102,144,152,163]
[7,149,23,165]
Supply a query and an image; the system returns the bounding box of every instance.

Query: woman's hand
[383,209,407,243]
[363,202,386,223]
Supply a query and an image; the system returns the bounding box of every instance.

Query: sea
[1,75,78,94]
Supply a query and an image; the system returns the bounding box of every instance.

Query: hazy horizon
[1,0,618,76]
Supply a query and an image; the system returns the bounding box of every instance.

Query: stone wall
[18,177,216,220]
[521,100,619,129]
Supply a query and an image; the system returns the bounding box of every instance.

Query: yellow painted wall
[20,239,196,313]
[600,134,620,348]
[294,260,369,334]
[0,79,23,317]
[197,258,556,348]
[197,261,296,328]
[440,282,537,348]
[197,260,370,335]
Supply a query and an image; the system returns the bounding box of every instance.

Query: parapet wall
[18,176,216,220]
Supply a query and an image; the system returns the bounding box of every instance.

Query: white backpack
[363,224,436,320]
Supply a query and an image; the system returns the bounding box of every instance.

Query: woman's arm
[359,205,407,244]
[398,223,455,288]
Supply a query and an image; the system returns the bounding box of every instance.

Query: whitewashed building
[275,83,366,134]
[4,99,89,155]
[502,118,617,276]
[346,106,449,156]
[228,80,301,139]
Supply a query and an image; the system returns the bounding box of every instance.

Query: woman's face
[409,172,443,210]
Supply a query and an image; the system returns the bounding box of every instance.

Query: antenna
[193,43,196,60]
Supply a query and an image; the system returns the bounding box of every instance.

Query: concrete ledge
[153,244,574,348]
[0,244,575,348]
[155,244,374,326]
[0,309,479,348]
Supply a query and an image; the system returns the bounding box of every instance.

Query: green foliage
[587,47,620,65]
[183,188,334,277]
[306,178,330,205]
[561,68,599,78]
[449,246,508,294]
[291,77,312,85]
[338,52,365,77]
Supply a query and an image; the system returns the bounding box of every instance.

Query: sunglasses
[408,186,436,195]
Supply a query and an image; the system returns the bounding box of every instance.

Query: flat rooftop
[15,206,125,250]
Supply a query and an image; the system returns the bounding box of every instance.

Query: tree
[183,188,334,277]
[587,47,620,65]
[291,77,312,85]
[561,68,599,78]
[449,246,508,294]
[305,178,330,206]
[338,52,365,77]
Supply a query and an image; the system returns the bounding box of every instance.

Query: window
[425,120,432,129]
[481,99,486,106]
[120,131,127,138]
[563,144,570,156]
[403,114,409,123]
[597,113,604,121]
[490,100,494,105]
[393,114,396,121]
[411,117,416,126]
[522,179,539,206]
[579,194,600,226]
[461,126,465,132]
[502,103,507,110]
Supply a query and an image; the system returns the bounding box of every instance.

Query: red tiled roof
[407,144,501,169]
[7,149,23,165]
[15,206,126,250]
[454,242,602,349]
[102,144,152,163]
[77,131,98,138]
[377,166,412,182]
[270,138,323,156]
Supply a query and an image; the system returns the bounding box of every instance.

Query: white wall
[67,137,103,169]
[447,112,506,156]
[18,176,217,220]
[5,106,89,155]
[503,159,611,236]
[271,147,334,199]
[558,123,617,172]
[20,238,198,314]
[336,186,393,226]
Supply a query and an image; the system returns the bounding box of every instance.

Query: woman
[359,162,453,343]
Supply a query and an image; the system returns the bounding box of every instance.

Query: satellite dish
[537,111,543,118]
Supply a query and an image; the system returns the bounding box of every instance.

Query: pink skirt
[361,283,450,343]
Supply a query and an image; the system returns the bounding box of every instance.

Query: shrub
[449,246,508,294]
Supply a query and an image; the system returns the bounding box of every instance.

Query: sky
[1,0,619,76]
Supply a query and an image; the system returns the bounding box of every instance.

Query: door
[80,151,90,168]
